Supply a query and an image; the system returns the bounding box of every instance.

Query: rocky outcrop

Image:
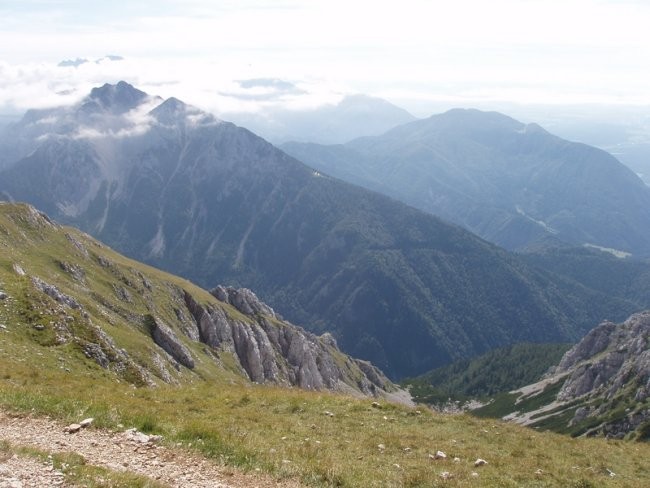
[183,287,395,396]
[504,311,650,439]
[148,316,195,369]
[31,277,81,309]
[211,286,276,318]
[555,312,650,403]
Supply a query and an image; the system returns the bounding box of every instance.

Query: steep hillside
[475,311,650,440]
[282,109,650,256]
[0,83,640,378]
[0,202,395,397]
[521,246,650,308]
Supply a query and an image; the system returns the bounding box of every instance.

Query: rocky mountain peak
[149,97,218,127]
[83,81,149,115]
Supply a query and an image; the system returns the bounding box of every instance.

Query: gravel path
[0,410,303,488]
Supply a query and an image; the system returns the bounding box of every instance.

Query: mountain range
[282,109,650,255]
[0,82,642,378]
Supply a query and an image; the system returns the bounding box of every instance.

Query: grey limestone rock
[56,260,86,282]
[31,276,81,309]
[558,311,650,403]
[210,285,276,318]
[148,315,195,369]
[183,289,394,396]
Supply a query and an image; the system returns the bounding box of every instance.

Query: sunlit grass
[2,363,650,487]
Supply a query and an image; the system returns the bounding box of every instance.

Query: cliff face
[182,286,392,396]
[0,202,397,399]
[556,312,650,404]
[501,311,650,439]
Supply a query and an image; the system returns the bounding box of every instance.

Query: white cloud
[1,0,650,119]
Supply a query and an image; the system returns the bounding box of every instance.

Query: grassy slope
[2,370,650,487]
[0,204,649,486]
[0,203,252,389]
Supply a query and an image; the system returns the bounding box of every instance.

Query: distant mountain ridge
[282,109,650,256]
[0,82,641,378]
[224,93,417,144]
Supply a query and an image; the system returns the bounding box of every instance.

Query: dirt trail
[0,410,303,488]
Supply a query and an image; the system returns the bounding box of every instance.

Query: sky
[1,0,650,119]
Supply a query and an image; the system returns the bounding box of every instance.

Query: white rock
[435,450,447,460]
[378,444,385,450]
[474,458,488,467]
[79,418,94,428]
[453,457,461,463]
[440,471,453,479]
[125,428,151,443]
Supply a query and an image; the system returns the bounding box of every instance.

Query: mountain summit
[83,81,150,115]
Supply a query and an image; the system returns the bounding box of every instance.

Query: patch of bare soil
[0,410,303,488]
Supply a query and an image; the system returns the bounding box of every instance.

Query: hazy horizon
[2,1,650,116]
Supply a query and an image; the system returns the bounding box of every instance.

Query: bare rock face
[211,285,276,318]
[183,291,234,349]
[56,260,86,282]
[507,311,650,439]
[183,288,395,396]
[148,315,195,369]
[557,311,650,403]
[31,276,81,309]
